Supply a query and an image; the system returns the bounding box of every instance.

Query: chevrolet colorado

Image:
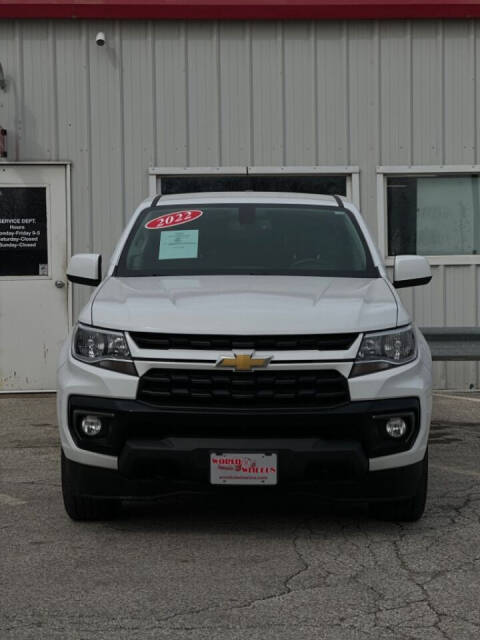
[58,192,432,521]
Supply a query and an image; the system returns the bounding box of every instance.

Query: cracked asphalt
[1,393,480,640]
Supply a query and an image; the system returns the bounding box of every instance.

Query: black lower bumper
[65,395,423,501]
[64,452,425,502]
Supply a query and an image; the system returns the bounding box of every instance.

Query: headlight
[350,325,417,377]
[73,325,137,376]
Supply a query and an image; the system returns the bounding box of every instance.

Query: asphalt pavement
[1,392,480,640]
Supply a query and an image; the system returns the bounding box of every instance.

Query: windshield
[116,203,377,278]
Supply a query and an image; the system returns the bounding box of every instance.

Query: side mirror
[67,254,102,286]
[393,255,431,289]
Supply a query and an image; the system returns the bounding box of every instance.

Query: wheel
[61,450,120,521]
[369,450,428,522]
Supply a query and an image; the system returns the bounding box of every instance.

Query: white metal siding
[1,18,479,388]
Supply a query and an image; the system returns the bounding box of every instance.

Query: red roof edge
[1,1,480,21]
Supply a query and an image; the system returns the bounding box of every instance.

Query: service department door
[0,164,69,391]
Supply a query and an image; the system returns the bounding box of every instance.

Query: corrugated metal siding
[1,18,480,388]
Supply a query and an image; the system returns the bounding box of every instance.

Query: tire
[61,451,120,521]
[369,450,428,522]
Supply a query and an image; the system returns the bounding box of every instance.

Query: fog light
[81,415,103,437]
[385,417,407,439]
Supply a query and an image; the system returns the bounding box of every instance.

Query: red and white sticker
[145,209,203,230]
[210,453,278,485]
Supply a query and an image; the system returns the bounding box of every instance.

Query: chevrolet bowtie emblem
[217,353,272,372]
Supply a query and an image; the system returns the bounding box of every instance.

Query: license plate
[210,452,278,485]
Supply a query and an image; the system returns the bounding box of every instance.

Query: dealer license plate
[210,452,278,486]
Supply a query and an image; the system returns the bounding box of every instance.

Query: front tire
[369,450,428,522]
[61,451,120,521]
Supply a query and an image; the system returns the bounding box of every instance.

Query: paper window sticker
[159,229,199,260]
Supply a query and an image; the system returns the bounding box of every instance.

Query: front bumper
[61,394,425,499]
[57,332,431,488]
[63,446,426,502]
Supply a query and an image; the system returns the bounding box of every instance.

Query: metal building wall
[0,19,478,388]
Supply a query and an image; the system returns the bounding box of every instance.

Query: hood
[86,275,400,335]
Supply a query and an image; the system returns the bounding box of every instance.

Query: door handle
[55,280,66,289]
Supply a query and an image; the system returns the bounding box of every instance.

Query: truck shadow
[112,492,375,533]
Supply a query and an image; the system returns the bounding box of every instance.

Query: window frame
[148,166,360,208]
[377,165,480,266]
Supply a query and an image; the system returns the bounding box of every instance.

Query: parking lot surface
[1,393,480,640]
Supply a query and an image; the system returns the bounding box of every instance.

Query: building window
[387,175,480,256]
[0,186,49,276]
[149,167,361,208]
[159,174,347,197]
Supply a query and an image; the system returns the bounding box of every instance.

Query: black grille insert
[130,332,358,351]
[138,369,350,408]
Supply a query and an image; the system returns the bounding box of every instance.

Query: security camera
[95,32,106,47]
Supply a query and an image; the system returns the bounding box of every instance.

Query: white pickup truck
[57,192,432,521]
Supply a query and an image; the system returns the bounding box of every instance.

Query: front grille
[129,332,358,351]
[137,369,350,408]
